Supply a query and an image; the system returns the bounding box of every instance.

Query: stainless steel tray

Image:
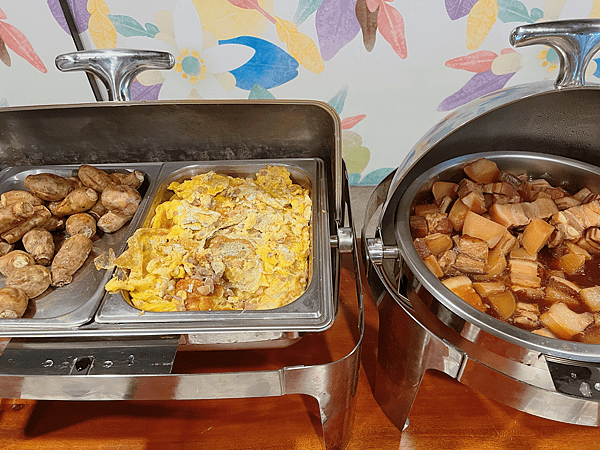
[0,162,162,329]
[95,158,334,333]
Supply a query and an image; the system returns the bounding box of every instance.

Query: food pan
[0,162,161,329]
[96,158,335,333]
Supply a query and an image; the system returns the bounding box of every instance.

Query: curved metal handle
[55,49,175,101]
[510,19,600,88]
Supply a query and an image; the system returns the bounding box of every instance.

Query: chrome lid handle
[55,49,174,101]
[510,19,600,88]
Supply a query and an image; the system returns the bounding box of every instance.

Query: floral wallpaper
[0,1,599,185]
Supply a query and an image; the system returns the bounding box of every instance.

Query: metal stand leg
[285,344,362,450]
[374,292,462,432]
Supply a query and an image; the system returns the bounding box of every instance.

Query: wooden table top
[3,257,600,449]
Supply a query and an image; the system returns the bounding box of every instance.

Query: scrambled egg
[104,166,312,312]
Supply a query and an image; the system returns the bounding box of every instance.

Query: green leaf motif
[530,8,543,22]
[293,0,324,25]
[328,85,348,115]
[497,0,534,24]
[249,84,276,99]
[109,14,155,37]
[145,23,160,37]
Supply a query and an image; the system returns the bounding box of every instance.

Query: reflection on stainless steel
[364,19,600,434]
[55,49,174,101]
[510,20,600,88]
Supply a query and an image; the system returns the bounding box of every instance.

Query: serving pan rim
[394,150,600,360]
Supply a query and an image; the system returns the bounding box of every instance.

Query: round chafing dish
[364,19,600,429]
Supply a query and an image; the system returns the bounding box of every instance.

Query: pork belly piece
[425,213,453,235]
[438,196,453,214]
[565,241,592,260]
[511,286,545,301]
[462,211,507,248]
[410,215,428,238]
[464,158,500,184]
[453,235,489,261]
[472,281,505,298]
[551,200,600,241]
[580,286,600,312]
[498,171,523,189]
[488,202,529,228]
[490,193,521,205]
[413,238,432,260]
[509,247,537,261]
[414,203,439,216]
[545,286,581,309]
[453,254,486,274]
[575,234,600,254]
[432,181,458,204]
[522,179,568,201]
[437,249,459,276]
[549,276,580,294]
[540,302,593,340]
[521,198,559,221]
[442,275,487,312]
[554,196,581,211]
[457,179,486,214]
[509,258,541,288]
[573,187,597,203]
[512,302,540,329]
[483,182,517,197]
[493,231,519,255]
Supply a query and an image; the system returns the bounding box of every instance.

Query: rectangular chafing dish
[0,100,343,342]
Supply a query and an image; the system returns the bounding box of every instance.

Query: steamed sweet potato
[110,170,144,189]
[24,173,77,201]
[66,213,96,238]
[0,190,44,207]
[101,185,141,217]
[6,265,52,298]
[22,228,55,266]
[0,201,34,233]
[0,250,34,276]
[52,188,98,217]
[97,185,142,233]
[0,287,28,318]
[78,165,114,193]
[51,234,93,287]
[1,205,51,244]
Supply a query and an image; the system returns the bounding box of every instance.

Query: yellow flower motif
[538,48,558,73]
[174,48,208,85]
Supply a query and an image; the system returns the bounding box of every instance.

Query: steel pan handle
[510,19,600,88]
[55,49,174,101]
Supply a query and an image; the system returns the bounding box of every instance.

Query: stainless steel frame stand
[0,48,365,450]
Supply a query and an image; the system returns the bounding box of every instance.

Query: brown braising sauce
[410,157,600,343]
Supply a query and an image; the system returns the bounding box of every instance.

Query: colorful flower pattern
[4,0,595,185]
